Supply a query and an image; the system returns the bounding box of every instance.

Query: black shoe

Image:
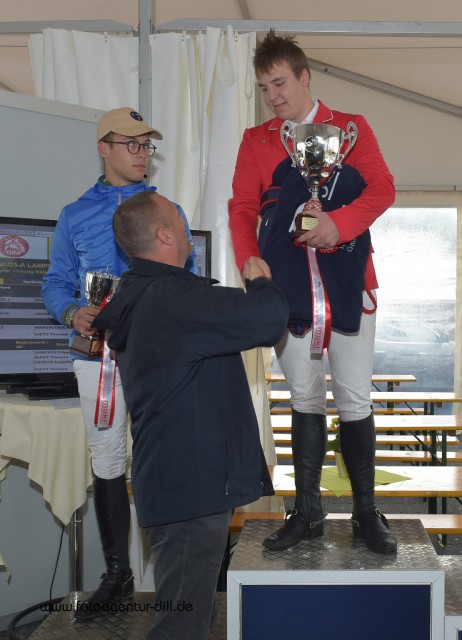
[262,509,325,551]
[74,570,134,622]
[352,509,397,554]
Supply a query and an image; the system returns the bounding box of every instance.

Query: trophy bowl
[281,121,358,239]
[70,271,120,358]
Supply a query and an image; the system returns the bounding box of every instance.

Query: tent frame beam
[155,19,462,37]
[309,59,462,118]
[0,20,133,34]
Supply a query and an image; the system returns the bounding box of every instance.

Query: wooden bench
[269,390,462,416]
[274,446,462,464]
[268,464,462,501]
[268,390,462,415]
[266,373,417,392]
[229,511,462,535]
[271,414,462,465]
[273,433,460,448]
[271,413,462,432]
[270,406,426,416]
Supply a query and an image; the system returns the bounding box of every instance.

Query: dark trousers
[144,511,231,640]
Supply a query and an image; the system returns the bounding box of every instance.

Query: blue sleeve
[42,210,82,324]
[175,203,200,276]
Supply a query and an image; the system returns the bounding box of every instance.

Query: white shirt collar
[301,99,319,124]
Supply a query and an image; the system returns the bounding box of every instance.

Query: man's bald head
[113,192,192,267]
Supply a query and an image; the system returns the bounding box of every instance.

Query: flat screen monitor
[0,216,77,397]
[191,230,212,278]
[0,219,212,398]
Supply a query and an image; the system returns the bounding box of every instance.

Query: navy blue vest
[258,158,370,334]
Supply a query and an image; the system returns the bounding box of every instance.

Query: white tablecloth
[0,392,92,525]
[0,392,153,589]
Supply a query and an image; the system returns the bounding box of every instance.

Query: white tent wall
[0,91,104,217]
[310,70,462,190]
[0,93,108,629]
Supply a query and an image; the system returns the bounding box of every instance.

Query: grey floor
[1,593,228,640]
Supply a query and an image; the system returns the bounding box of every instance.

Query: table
[0,392,153,592]
[0,391,92,590]
[0,392,92,524]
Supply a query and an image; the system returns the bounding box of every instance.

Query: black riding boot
[263,410,327,551]
[339,414,397,554]
[75,474,134,621]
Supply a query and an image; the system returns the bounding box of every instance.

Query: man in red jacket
[229,30,397,554]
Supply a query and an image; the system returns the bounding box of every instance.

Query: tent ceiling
[0,0,461,109]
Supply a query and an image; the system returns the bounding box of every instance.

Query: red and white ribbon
[306,246,332,354]
[94,330,117,430]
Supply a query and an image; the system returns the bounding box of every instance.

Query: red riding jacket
[228,100,395,291]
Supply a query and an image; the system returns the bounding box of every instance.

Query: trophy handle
[338,121,358,166]
[280,120,297,167]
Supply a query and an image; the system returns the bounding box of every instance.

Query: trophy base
[70,334,103,358]
[293,213,319,238]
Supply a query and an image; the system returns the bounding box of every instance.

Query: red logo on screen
[0,235,30,257]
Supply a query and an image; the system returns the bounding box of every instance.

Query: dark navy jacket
[94,259,289,527]
[258,159,370,334]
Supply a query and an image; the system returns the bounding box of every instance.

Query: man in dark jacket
[94,191,289,640]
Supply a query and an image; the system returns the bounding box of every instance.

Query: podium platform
[227,519,462,640]
[26,520,462,639]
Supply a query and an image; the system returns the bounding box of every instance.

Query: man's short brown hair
[253,29,310,79]
[113,192,170,257]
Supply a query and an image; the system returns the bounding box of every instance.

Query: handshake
[242,256,272,281]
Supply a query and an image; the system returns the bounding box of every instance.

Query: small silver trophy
[70,271,120,358]
[280,121,358,239]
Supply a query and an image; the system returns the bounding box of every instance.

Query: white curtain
[29,29,139,110]
[28,27,282,512]
[151,27,255,287]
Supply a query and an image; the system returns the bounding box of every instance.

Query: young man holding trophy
[42,107,198,620]
[229,31,397,554]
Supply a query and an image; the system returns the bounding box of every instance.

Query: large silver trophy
[280,121,358,240]
[70,271,120,358]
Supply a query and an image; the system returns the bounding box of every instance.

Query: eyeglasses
[105,140,157,156]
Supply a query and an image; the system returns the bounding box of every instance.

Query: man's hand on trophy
[297,211,340,249]
[73,306,100,336]
[242,256,272,281]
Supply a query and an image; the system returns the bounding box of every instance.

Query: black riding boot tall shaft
[75,474,134,621]
[93,474,131,575]
[263,410,327,551]
[339,414,397,554]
